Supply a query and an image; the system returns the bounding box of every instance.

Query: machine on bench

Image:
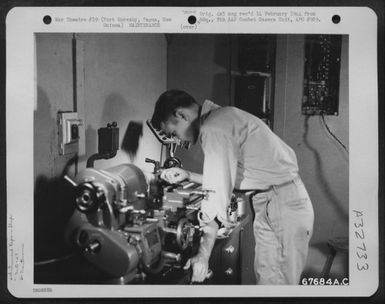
[64,121,247,284]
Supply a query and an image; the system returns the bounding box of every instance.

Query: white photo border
[6,6,378,298]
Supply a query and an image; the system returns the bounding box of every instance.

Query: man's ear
[174,108,188,121]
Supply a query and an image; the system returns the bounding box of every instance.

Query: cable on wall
[228,35,232,105]
[34,253,78,266]
[72,33,79,174]
[320,113,349,154]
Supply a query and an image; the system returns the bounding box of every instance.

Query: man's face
[161,113,196,143]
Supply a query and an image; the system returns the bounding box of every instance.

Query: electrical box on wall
[234,74,273,128]
[302,35,342,116]
[58,112,83,155]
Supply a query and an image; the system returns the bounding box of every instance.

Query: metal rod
[162,227,177,234]
[64,175,78,187]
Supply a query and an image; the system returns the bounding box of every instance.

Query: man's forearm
[188,171,203,184]
[197,220,219,260]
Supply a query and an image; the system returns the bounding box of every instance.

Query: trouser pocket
[252,191,285,284]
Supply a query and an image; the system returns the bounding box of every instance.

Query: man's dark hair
[151,90,198,129]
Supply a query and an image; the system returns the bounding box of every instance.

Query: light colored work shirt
[198,100,299,226]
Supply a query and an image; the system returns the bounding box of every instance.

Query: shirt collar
[201,99,220,117]
[198,100,220,141]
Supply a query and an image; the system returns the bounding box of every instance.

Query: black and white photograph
[5,6,379,298]
[33,31,349,286]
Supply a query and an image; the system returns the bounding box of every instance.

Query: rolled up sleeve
[198,130,238,227]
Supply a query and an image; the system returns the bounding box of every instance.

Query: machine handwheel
[176,218,193,250]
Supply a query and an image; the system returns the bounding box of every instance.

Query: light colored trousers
[251,176,314,285]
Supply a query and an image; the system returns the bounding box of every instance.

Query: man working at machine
[150,89,314,284]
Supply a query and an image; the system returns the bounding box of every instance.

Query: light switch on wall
[58,112,83,155]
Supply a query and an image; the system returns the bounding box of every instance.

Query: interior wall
[274,35,349,277]
[34,33,166,259]
[77,33,166,173]
[35,34,76,181]
[167,34,232,173]
[35,33,80,260]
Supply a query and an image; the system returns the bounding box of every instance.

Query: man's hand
[183,255,209,282]
[160,167,190,184]
[183,219,218,282]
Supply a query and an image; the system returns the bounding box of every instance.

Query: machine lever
[84,240,101,254]
[64,175,78,187]
[145,158,160,173]
[192,189,215,200]
[135,191,146,198]
[163,251,181,263]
